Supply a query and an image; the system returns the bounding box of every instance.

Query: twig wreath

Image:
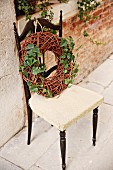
[19,31,78,97]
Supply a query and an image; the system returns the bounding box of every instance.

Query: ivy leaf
[64,60,68,64]
[60,38,68,48]
[32,67,40,75]
[70,79,74,84]
[60,54,66,59]
[27,58,34,66]
[74,68,78,73]
[59,60,64,64]
[50,29,57,34]
[63,48,68,52]
[84,30,89,37]
[23,61,28,67]
[27,82,32,86]
[64,69,68,74]
[64,63,68,69]
[41,10,47,18]
[32,46,40,53]
[27,50,36,57]
[70,55,75,62]
[67,53,71,59]
[43,88,47,93]
[64,78,69,84]
[68,83,72,88]
[19,65,24,72]
[30,85,38,92]
[24,55,29,61]
[40,65,46,73]
[23,71,28,78]
[69,36,75,50]
[47,90,52,98]
[26,44,34,50]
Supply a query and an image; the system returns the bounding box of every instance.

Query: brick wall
[63,0,113,83]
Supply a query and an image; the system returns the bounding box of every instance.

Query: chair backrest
[13,11,63,100]
[13,10,62,49]
[13,10,62,78]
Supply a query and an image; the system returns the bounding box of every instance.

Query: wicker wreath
[19,31,73,97]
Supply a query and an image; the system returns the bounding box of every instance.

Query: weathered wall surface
[63,0,113,83]
[0,0,24,147]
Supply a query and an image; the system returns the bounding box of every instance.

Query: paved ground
[0,54,113,170]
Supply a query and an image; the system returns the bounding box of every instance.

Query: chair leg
[92,107,98,146]
[27,106,32,145]
[60,131,66,170]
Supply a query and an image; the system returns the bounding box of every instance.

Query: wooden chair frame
[13,11,99,170]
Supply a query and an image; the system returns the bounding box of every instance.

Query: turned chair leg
[27,106,32,145]
[60,131,66,170]
[92,107,98,146]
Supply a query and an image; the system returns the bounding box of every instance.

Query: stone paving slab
[0,119,58,170]
[103,81,113,106]
[29,166,42,170]
[79,81,104,94]
[0,157,23,170]
[87,59,113,87]
[109,54,113,60]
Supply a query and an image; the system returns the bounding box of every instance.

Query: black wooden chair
[13,11,104,170]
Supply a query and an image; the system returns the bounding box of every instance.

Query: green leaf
[23,71,28,78]
[60,54,66,59]
[64,78,69,84]
[40,65,46,72]
[19,65,24,72]
[60,38,68,48]
[47,90,52,98]
[68,83,72,88]
[41,10,47,18]
[64,63,68,69]
[59,60,64,64]
[69,36,75,50]
[32,67,40,75]
[23,61,28,67]
[27,50,36,57]
[64,60,68,64]
[64,69,68,74]
[67,53,71,59]
[74,68,78,73]
[70,79,74,84]
[43,88,47,93]
[63,48,68,52]
[50,29,57,34]
[26,44,34,50]
[27,82,32,86]
[24,55,29,61]
[32,46,40,53]
[40,84,44,88]
[27,58,34,66]
[84,30,89,37]
[30,85,38,92]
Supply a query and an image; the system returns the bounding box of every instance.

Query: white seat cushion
[29,85,104,131]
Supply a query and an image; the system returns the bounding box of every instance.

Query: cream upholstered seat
[29,85,103,131]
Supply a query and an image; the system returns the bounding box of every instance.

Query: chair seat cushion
[29,85,104,131]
